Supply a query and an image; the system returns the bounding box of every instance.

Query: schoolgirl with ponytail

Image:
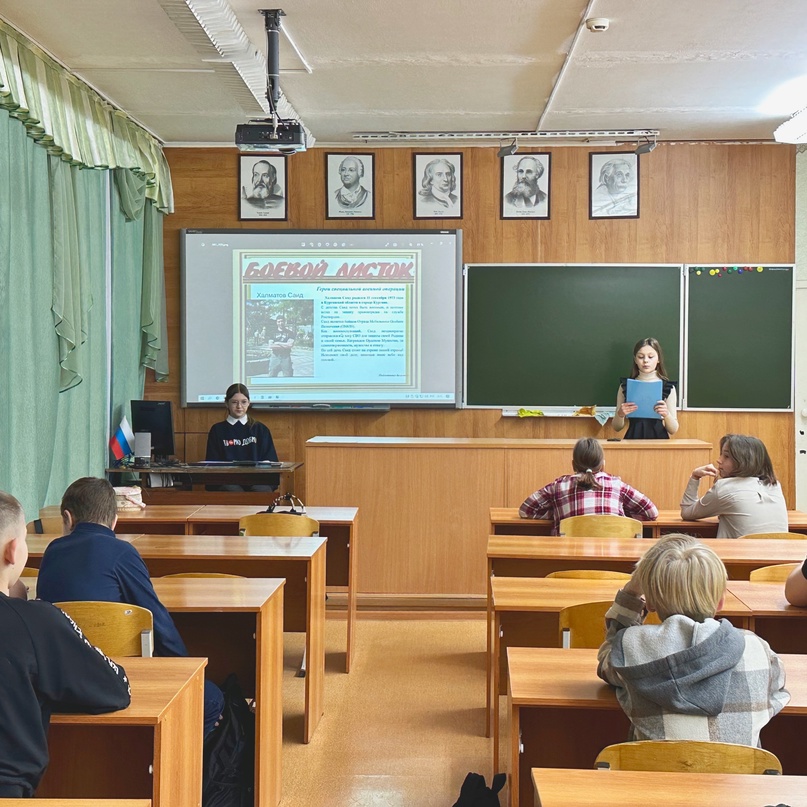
[519,437,658,535]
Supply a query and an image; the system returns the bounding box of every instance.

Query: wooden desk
[508,648,807,807]
[39,505,206,534]
[25,534,142,556]
[39,657,204,807]
[306,436,711,596]
[491,506,807,539]
[186,505,358,673]
[117,461,303,504]
[152,577,284,803]
[531,768,807,807]
[488,577,751,763]
[727,580,807,654]
[137,535,325,744]
[487,534,807,581]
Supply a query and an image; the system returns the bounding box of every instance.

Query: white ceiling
[2,0,807,146]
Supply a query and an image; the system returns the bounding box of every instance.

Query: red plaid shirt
[519,472,658,535]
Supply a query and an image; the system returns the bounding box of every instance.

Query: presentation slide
[182,230,461,407]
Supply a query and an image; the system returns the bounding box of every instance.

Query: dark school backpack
[452,772,506,807]
[202,674,256,807]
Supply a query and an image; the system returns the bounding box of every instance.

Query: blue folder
[625,378,663,419]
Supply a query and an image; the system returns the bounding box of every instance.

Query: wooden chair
[595,740,782,774]
[161,572,246,578]
[559,600,660,648]
[559,514,643,539]
[546,570,631,580]
[20,567,39,577]
[27,516,63,534]
[239,512,320,537]
[739,532,806,540]
[748,562,800,582]
[54,601,154,657]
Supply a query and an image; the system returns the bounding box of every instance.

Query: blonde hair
[634,533,726,622]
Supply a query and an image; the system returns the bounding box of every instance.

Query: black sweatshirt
[0,594,131,796]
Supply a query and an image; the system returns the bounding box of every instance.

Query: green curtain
[0,111,107,518]
[0,19,173,213]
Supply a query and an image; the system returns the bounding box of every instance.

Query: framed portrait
[413,153,463,219]
[326,153,375,219]
[589,152,639,219]
[500,152,551,219]
[239,155,287,221]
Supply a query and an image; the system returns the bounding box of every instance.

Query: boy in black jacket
[0,491,131,797]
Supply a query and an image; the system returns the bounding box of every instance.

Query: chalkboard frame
[462,263,684,410]
[683,264,794,412]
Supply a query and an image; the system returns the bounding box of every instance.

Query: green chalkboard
[464,264,682,407]
[686,265,793,409]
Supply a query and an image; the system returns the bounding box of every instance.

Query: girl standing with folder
[612,337,678,439]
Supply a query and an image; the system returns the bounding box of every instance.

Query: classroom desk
[531,768,807,807]
[726,580,807,654]
[306,436,712,596]
[139,536,325,745]
[186,505,358,673]
[487,576,751,761]
[38,657,205,807]
[507,648,807,807]
[490,506,807,538]
[116,461,303,503]
[152,577,285,803]
[39,505,206,534]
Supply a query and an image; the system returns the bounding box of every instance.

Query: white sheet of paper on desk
[626,379,663,419]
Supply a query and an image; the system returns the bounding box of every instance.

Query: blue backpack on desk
[452,772,505,806]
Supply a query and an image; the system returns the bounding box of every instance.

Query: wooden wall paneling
[151,143,797,510]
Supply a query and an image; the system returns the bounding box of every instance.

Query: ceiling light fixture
[497,140,519,158]
[353,129,659,144]
[635,134,658,155]
[774,107,807,143]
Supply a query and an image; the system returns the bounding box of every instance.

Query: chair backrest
[161,572,246,578]
[559,514,643,539]
[748,562,800,582]
[54,601,154,657]
[595,740,782,774]
[19,567,39,577]
[546,569,631,580]
[239,513,320,537]
[739,532,806,540]
[27,515,63,534]
[559,600,660,648]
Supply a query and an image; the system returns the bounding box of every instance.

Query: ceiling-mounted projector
[235,120,307,154]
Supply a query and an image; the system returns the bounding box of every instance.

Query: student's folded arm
[680,477,723,520]
[34,603,131,713]
[621,484,659,522]
[596,588,644,685]
[764,641,790,717]
[784,560,807,606]
[519,486,553,519]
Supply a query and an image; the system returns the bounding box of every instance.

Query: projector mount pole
[260,8,285,134]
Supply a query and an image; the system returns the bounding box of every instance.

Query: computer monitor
[131,400,175,463]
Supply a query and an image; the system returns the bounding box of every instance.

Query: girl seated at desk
[680,433,787,538]
[612,337,678,440]
[206,383,278,491]
[519,437,658,534]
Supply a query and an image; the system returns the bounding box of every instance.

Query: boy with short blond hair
[0,490,130,797]
[597,532,789,745]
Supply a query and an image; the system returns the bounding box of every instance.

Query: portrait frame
[412,153,463,220]
[239,154,288,221]
[589,151,640,220]
[500,152,551,220]
[326,152,376,219]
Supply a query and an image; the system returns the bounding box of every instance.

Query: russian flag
[109,416,135,461]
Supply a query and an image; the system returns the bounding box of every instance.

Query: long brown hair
[629,337,669,380]
[225,383,256,426]
[720,434,778,486]
[572,437,604,490]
